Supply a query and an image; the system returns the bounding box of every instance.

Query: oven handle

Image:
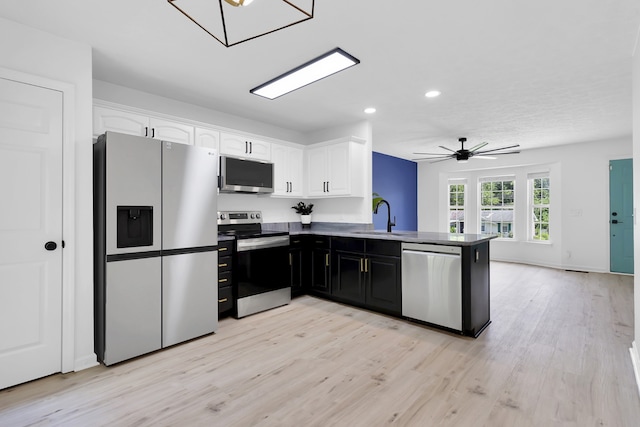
[236,235,290,252]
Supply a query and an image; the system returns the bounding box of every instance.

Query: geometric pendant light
[167,0,315,47]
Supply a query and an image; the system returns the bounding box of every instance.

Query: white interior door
[0,77,63,390]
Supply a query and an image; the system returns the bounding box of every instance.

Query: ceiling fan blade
[487,151,520,155]
[473,144,520,154]
[469,142,489,152]
[439,145,458,153]
[429,157,455,163]
[472,155,497,160]
[411,155,454,162]
[412,152,452,156]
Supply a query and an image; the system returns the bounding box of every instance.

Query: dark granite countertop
[290,229,497,246]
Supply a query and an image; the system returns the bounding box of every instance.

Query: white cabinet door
[305,140,364,198]
[272,144,304,197]
[271,144,289,195]
[195,127,220,150]
[94,106,194,145]
[288,147,304,197]
[306,145,329,197]
[149,118,194,145]
[326,142,351,195]
[93,106,149,138]
[220,132,271,161]
[195,127,220,175]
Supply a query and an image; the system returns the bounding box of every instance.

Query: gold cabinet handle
[289,253,292,266]
[360,258,364,272]
[218,278,228,283]
[218,263,228,268]
[219,247,228,252]
[325,253,329,267]
[218,298,228,303]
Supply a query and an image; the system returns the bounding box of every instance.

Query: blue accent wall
[372,152,417,231]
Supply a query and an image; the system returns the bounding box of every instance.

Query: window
[530,174,550,241]
[449,182,465,233]
[480,178,515,238]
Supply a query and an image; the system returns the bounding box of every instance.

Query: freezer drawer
[401,244,462,331]
[163,251,218,347]
[104,258,162,365]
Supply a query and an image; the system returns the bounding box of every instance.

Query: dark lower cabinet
[330,237,401,316]
[309,237,331,295]
[217,239,235,318]
[289,237,306,297]
[461,242,491,337]
[331,249,366,304]
[366,254,401,315]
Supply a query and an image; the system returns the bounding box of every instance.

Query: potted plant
[292,201,314,225]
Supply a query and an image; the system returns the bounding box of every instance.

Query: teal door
[609,159,634,274]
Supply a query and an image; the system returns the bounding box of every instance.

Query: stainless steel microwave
[219,155,274,193]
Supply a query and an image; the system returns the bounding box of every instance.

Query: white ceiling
[1,0,639,160]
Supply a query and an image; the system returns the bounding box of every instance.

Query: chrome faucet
[374,199,396,232]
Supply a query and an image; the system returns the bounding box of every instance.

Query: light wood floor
[1,262,638,426]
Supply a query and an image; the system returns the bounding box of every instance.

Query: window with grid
[448,182,465,233]
[480,178,515,238]
[530,174,550,241]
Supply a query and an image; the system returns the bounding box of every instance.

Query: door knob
[612,220,620,224]
[45,241,57,251]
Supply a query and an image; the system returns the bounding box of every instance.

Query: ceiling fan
[413,137,520,163]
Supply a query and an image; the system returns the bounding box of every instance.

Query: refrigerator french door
[94,132,218,365]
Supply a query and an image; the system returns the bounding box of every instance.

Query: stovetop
[217,211,288,239]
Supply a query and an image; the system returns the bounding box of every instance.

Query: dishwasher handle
[402,242,461,256]
[402,249,461,258]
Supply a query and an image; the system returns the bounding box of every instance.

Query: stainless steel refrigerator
[94,131,218,365]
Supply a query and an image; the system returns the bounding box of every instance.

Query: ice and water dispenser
[116,206,153,248]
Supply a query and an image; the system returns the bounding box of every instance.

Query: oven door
[236,235,290,299]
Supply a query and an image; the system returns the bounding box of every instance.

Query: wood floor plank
[1,262,639,426]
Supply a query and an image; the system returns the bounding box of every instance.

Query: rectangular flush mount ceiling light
[250,47,360,99]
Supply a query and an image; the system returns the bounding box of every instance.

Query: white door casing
[0,77,64,390]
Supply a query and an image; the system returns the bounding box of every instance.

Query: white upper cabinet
[93,106,148,137]
[271,143,304,197]
[219,132,271,161]
[306,139,365,198]
[195,127,220,175]
[149,118,194,145]
[93,105,194,145]
[195,127,220,150]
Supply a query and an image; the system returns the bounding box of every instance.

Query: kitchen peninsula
[287,228,497,338]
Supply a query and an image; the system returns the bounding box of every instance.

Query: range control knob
[220,213,226,220]
[256,213,261,219]
[250,213,255,219]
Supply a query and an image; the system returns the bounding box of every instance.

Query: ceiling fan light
[425,90,441,98]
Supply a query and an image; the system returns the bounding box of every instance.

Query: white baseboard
[630,341,640,398]
[489,257,608,273]
[74,353,99,372]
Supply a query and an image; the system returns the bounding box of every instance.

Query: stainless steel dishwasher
[401,243,462,331]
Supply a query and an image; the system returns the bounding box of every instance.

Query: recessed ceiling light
[364,107,376,114]
[250,48,360,100]
[425,90,441,98]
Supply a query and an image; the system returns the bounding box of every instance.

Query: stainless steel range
[218,211,290,318]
